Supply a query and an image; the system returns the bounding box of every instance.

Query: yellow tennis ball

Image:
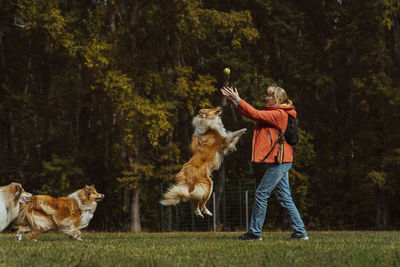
[223,68,231,75]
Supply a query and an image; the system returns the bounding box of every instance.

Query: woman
[220,85,308,241]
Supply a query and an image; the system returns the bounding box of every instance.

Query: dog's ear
[12,183,23,199]
[84,185,92,197]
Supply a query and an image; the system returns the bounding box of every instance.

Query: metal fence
[160,180,258,232]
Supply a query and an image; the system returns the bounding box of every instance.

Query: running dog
[15,185,104,241]
[160,106,246,217]
[0,183,32,232]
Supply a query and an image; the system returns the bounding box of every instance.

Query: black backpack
[284,115,299,146]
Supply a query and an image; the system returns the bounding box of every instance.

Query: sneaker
[238,232,262,241]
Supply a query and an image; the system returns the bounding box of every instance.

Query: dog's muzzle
[20,192,33,204]
[95,194,105,201]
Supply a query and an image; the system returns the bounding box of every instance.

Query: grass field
[1,231,400,266]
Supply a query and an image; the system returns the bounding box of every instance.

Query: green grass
[1,231,400,266]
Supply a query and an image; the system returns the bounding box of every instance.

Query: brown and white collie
[160,106,246,217]
[0,183,32,232]
[15,185,104,241]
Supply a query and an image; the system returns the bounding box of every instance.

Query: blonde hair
[267,85,293,105]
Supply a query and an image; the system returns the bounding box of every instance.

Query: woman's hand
[220,87,240,102]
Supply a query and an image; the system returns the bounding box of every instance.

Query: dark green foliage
[0,0,399,231]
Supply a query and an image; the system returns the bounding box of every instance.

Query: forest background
[0,0,399,232]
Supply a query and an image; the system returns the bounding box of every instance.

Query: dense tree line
[0,0,399,231]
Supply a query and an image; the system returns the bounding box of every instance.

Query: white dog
[0,183,32,232]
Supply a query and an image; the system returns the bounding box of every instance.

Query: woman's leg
[275,165,307,238]
[248,163,287,237]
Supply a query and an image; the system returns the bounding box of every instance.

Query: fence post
[160,183,164,232]
[213,192,216,232]
[245,190,249,231]
[207,212,210,231]
[239,179,242,229]
[191,203,195,231]
[223,179,226,229]
[176,206,179,231]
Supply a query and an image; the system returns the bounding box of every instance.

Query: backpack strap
[267,129,273,145]
[255,112,290,164]
[274,141,284,164]
[257,130,285,164]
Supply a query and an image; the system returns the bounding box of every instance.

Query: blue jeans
[249,163,307,238]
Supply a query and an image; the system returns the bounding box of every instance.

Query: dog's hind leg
[194,201,204,218]
[200,179,213,217]
[26,216,52,241]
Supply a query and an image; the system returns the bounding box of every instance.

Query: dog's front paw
[16,233,22,242]
[228,145,237,152]
[239,128,247,134]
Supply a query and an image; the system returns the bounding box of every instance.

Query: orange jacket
[236,99,297,164]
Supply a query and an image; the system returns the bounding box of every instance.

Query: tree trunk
[8,111,15,156]
[0,36,9,83]
[130,182,142,232]
[128,149,142,232]
[164,206,172,232]
[123,185,130,230]
[344,47,355,159]
[103,108,109,168]
[22,39,32,166]
[164,129,175,232]
[75,64,82,145]
[376,189,390,228]
[215,161,226,231]
[213,68,237,230]
[391,13,400,70]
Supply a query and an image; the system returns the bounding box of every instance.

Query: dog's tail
[159,184,190,206]
[15,198,55,232]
